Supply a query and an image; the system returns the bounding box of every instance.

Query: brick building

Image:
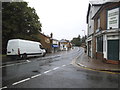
[87,1,120,64]
[38,33,52,53]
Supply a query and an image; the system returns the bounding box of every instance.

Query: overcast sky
[25,0,89,40]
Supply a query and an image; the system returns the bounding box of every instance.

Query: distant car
[7,39,46,59]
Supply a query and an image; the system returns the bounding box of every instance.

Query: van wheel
[22,54,27,59]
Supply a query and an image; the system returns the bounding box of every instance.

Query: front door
[107,40,119,60]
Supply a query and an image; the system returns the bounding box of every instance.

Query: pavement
[75,52,120,73]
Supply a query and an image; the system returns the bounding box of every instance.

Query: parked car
[7,39,46,59]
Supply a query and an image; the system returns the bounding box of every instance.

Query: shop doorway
[107,40,119,60]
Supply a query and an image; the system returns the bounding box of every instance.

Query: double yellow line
[71,54,120,75]
[77,63,120,74]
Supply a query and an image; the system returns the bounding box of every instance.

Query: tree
[2,2,42,54]
[81,35,87,43]
[71,35,81,46]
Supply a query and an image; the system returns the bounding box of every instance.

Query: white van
[7,39,46,59]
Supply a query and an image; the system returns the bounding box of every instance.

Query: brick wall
[38,33,52,53]
[96,52,104,60]
[94,2,120,31]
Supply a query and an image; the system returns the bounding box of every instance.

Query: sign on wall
[53,40,59,45]
[107,8,119,29]
[45,38,50,43]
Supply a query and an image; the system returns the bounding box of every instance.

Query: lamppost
[82,30,87,53]
[82,30,85,36]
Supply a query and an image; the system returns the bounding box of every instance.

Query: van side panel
[7,40,19,55]
[19,40,42,55]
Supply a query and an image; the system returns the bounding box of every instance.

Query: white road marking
[52,67,60,70]
[12,78,30,85]
[31,74,42,79]
[5,65,67,86]
[26,60,31,62]
[0,64,15,68]
[0,86,7,90]
[62,65,66,67]
[43,70,52,74]
[0,60,30,68]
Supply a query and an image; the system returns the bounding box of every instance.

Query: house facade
[59,39,71,51]
[86,4,101,58]
[87,2,120,64]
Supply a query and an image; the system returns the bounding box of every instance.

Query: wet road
[1,47,119,88]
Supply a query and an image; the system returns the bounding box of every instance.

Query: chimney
[50,33,53,38]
